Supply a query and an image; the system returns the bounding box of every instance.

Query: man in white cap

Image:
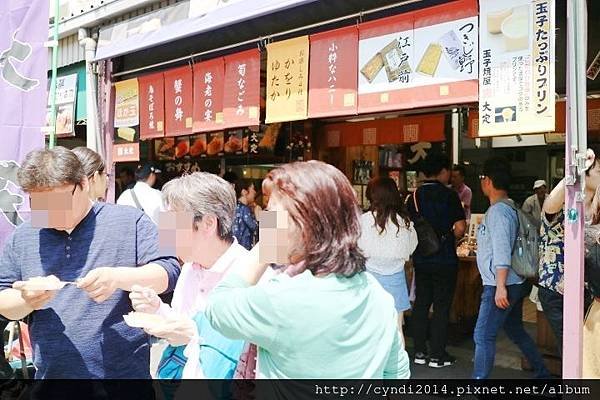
[522,179,548,230]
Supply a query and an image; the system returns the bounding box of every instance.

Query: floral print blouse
[539,210,565,294]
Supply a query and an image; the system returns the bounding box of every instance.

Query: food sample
[380,39,411,82]
[487,8,513,34]
[207,133,224,156]
[439,30,462,70]
[155,138,175,160]
[189,135,207,157]
[224,133,243,153]
[175,138,190,158]
[123,312,164,329]
[416,43,443,77]
[501,107,515,122]
[117,127,136,142]
[259,123,281,150]
[242,135,249,153]
[18,275,66,291]
[360,52,385,83]
[501,13,529,52]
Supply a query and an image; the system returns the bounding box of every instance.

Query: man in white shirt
[522,179,548,231]
[117,163,163,224]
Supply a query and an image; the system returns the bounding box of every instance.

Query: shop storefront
[90,0,600,377]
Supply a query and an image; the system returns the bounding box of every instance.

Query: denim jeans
[473,282,551,379]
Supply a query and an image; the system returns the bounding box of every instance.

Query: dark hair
[483,156,512,192]
[421,152,451,177]
[71,147,105,179]
[262,160,366,278]
[366,177,411,234]
[235,179,254,199]
[18,147,86,192]
[223,171,239,184]
[135,163,159,182]
[452,164,466,178]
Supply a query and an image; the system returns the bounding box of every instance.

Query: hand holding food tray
[13,275,75,291]
[123,311,165,330]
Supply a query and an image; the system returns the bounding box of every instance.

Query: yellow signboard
[114,78,139,128]
[266,36,310,123]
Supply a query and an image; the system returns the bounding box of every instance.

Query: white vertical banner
[479,0,555,136]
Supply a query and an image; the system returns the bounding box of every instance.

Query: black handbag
[411,189,441,257]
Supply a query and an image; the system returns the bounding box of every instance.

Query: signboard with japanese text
[112,142,140,162]
[193,58,225,132]
[45,73,77,137]
[139,72,165,140]
[223,49,261,129]
[358,0,478,114]
[164,66,194,136]
[308,26,358,118]
[478,0,555,136]
[266,36,310,123]
[114,78,139,128]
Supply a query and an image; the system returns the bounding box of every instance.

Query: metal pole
[563,0,587,379]
[48,0,60,149]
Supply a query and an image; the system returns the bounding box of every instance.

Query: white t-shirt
[116,181,163,225]
[358,212,418,276]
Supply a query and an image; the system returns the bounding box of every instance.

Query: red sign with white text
[193,58,225,132]
[223,49,261,129]
[308,26,358,118]
[164,66,193,137]
[139,72,165,140]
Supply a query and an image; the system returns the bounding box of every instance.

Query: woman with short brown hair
[205,160,410,378]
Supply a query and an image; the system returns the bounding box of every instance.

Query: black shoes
[428,353,457,368]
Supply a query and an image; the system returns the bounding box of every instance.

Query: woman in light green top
[205,160,410,379]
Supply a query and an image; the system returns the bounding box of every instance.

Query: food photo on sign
[189,134,208,157]
[206,132,225,156]
[155,137,176,160]
[175,136,190,159]
[224,130,244,154]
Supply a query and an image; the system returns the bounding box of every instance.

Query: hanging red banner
[357,0,478,114]
[139,72,165,140]
[223,49,261,129]
[193,58,225,132]
[308,26,358,118]
[164,66,193,137]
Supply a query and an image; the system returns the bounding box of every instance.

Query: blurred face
[258,194,296,265]
[439,168,451,185]
[451,170,464,188]
[147,173,157,188]
[89,171,108,201]
[587,162,600,193]
[158,210,220,266]
[29,179,91,230]
[243,184,256,203]
[479,175,492,198]
[120,172,132,185]
[535,186,547,197]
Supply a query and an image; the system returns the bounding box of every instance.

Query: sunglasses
[479,175,487,180]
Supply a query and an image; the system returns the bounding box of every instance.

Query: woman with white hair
[128,172,249,381]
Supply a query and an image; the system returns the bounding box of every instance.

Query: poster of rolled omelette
[360,52,385,83]
[380,39,412,82]
[416,43,443,77]
[438,30,462,71]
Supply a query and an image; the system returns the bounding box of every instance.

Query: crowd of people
[1,145,599,382]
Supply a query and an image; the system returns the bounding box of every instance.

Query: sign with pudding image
[479,0,555,136]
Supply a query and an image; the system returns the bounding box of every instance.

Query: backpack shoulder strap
[130,187,145,212]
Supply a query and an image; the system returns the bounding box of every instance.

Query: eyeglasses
[29,184,79,209]
[478,175,487,180]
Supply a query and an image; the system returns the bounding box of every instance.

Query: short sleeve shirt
[538,210,565,294]
[0,203,180,378]
[407,181,466,265]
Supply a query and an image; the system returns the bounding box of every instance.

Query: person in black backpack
[407,153,466,368]
[473,157,550,379]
